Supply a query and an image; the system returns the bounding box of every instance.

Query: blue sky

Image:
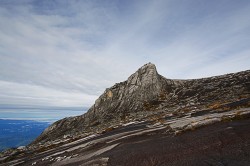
[0,0,250,108]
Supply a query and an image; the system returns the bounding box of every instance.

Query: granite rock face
[34,63,250,143]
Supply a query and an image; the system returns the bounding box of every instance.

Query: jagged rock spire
[127,62,159,87]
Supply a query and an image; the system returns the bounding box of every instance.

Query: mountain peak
[127,62,159,87]
[137,62,157,74]
[141,62,156,69]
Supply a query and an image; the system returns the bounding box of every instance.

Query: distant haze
[0,0,250,108]
[0,106,88,122]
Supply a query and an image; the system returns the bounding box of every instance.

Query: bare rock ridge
[34,63,175,143]
[34,63,250,144]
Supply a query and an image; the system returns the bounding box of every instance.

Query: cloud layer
[0,0,250,107]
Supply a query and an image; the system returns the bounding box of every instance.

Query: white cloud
[0,0,249,107]
[0,80,97,107]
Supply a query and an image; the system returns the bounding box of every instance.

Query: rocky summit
[1,63,250,166]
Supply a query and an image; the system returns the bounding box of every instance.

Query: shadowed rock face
[34,63,250,143]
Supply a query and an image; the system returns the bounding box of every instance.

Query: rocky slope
[0,63,250,166]
[34,63,250,144]
[1,107,250,166]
